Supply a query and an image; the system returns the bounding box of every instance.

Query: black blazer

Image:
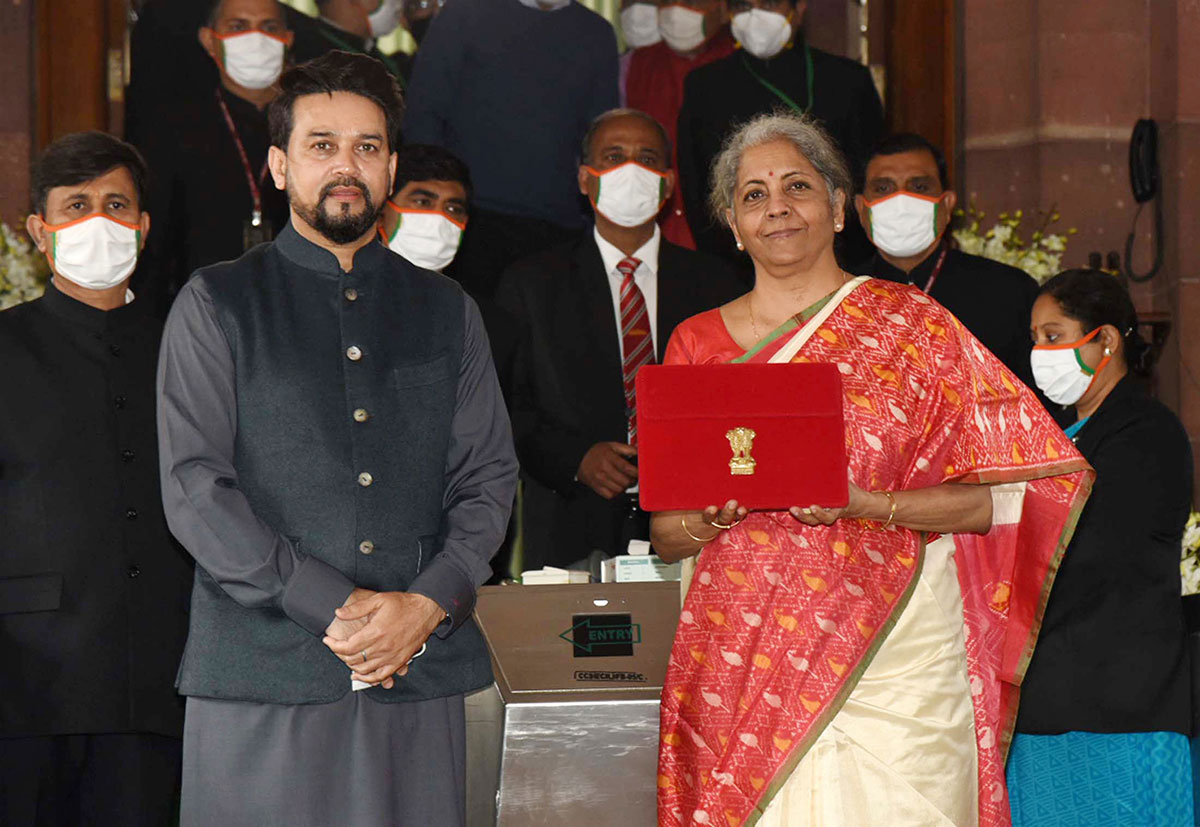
[496,234,745,569]
[1017,375,1193,735]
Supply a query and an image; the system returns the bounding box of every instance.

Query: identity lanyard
[740,41,815,115]
[915,245,950,294]
[216,89,270,227]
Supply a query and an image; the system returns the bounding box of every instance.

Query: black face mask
[408,17,432,45]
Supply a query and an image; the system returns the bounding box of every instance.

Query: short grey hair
[708,112,852,223]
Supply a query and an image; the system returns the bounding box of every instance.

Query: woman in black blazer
[1008,268,1194,825]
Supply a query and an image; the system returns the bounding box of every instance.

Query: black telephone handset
[1122,118,1163,282]
[1129,119,1159,203]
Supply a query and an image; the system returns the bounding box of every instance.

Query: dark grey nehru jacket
[157,224,517,705]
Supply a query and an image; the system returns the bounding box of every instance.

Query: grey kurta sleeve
[408,294,518,635]
[157,279,355,637]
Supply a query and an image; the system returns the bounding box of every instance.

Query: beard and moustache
[289,175,382,245]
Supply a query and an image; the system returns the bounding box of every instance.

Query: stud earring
[835,223,843,232]
[736,241,745,251]
[1104,347,1112,356]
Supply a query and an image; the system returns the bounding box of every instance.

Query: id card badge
[243,211,273,250]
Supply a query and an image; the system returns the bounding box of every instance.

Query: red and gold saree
[657,279,1092,826]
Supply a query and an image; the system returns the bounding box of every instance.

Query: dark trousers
[0,732,182,827]
[446,207,581,300]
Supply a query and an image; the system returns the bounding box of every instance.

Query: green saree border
[729,292,836,365]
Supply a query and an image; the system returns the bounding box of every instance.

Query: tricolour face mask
[621,3,662,49]
[368,0,403,38]
[1030,327,1110,406]
[43,213,141,290]
[585,161,669,228]
[731,9,792,59]
[384,205,465,272]
[216,31,289,91]
[865,192,941,258]
[658,5,707,53]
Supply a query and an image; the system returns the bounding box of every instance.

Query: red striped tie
[618,256,654,447]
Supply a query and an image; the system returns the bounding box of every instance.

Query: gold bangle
[869,490,897,530]
[681,515,720,544]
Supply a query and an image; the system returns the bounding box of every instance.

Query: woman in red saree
[652,114,1093,826]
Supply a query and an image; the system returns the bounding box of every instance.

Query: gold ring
[361,650,368,663]
[710,515,744,530]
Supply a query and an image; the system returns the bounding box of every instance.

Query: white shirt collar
[593,224,660,278]
[516,0,571,9]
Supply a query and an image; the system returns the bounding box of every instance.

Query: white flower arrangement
[1181,511,1200,596]
[0,220,49,310]
[951,205,1075,285]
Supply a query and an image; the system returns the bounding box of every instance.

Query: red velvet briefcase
[635,363,848,511]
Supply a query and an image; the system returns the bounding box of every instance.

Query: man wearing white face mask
[677,0,883,266]
[134,0,293,319]
[855,133,1047,404]
[626,0,734,249]
[290,0,411,82]
[496,109,743,570]
[0,132,194,826]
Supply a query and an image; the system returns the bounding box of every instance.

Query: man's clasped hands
[323,588,445,690]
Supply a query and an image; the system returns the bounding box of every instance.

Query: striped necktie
[618,255,654,446]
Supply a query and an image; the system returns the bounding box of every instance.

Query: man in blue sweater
[403,0,619,299]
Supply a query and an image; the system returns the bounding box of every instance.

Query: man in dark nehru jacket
[855,133,1041,394]
[157,52,516,826]
[134,0,293,318]
[289,0,411,82]
[0,132,193,826]
[497,108,744,572]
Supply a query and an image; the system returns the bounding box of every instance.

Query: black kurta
[677,41,884,264]
[1017,375,1193,735]
[0,281,193,739]
[134,86,290,318]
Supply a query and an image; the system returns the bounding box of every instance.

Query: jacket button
[121,449,135,463]
[359,540,375,555]
[126,565,140,578]
[346,346,362,361]
[125,507,138,520]
[357,471,373,487]
[114,395,127,409]
[344,287,358,302]
[353,408,370,423]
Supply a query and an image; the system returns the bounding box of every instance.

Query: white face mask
[217,31,288,91]
[620,3,662,48]
[731,10,792,59]
[866,192,942,258]
[384,207,464,272]
[1030,328,1109,406]
[44,214,141,290]
[585,162,668,228]
[368,0,403,38]
[658,5,707,53]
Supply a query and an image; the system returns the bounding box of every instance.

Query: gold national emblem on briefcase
[726,427,757,476]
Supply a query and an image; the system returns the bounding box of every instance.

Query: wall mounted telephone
[1122,118,1163,282]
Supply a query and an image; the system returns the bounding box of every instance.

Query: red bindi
[768,171,774,177]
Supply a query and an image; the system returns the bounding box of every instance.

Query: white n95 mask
[43,213,141,290]
[585,162,669,228]
[216,31,288,91]
[1030,328,1110,406]
[384,206,465,272]
[658,5,707,52]
[731,10,792,60]
[368,0,403,38]
[865,192,941,258]
[621,3,662,49]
